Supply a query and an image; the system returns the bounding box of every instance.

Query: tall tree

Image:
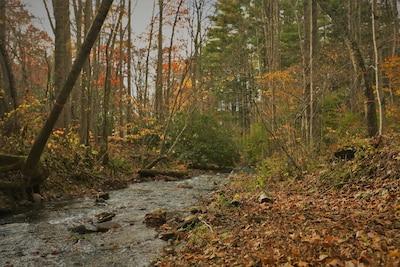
[0,0,17,117]
[261,0,280,133]
[348,0,361,113]
[52,0,72,129]
[371,0,385,134]
[78,0,93,144]
[155,0,164,117]
[303,0,318,145]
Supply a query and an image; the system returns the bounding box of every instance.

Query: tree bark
[0,0,18,116]
[348,0,361,113]
[303,0,318,145]
[262,0,280,133]
[22,0,114,184]
[155,0,164,117]
[52,0,72,128]
[371,0,385,135]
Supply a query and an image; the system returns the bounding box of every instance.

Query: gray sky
[21,0,155,39]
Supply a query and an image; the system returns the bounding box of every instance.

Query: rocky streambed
[0,173,228,267]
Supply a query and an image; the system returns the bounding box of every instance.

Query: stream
[0,173,228,267]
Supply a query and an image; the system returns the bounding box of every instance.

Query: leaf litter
[155,136,400,266]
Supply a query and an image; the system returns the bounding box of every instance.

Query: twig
[198,217,213,233]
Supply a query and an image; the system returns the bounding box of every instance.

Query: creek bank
[0,173,229,267]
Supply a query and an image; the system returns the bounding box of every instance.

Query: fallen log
[138,169,189,179]
[0,154,26,173]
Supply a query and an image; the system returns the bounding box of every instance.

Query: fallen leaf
[317,254,329,261]
[388,249,400,258]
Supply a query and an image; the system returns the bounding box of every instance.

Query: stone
[70,224,97,234]
[97,192,110,200]
[143,209,167,227]
[32,193,43,203]
[96,221,121,232]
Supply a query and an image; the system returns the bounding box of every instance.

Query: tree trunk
[22,0,114,185]
[101,8,122,165]
[348,0,361,113]
[143,1,157,114]
[126,0,132,127]
[262,0,280,133]
[155,0,164,117]
[52,0,72,129]
[303,0,318,146]
[0,0,18,117]
[371,0,385,135]
[79,0,93,144]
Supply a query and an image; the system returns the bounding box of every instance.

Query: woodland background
[1,0,400,191]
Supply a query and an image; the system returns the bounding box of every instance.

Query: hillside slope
[156,135,400,266]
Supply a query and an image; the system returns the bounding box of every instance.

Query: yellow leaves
[53,128,65,136]
[388,249,400,258]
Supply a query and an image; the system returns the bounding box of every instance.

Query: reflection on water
[0,174,227,267]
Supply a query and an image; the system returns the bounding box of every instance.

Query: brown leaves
[156,137,400,266]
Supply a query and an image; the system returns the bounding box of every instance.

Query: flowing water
[0,173,228,267]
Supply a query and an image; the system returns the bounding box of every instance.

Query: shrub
[170,112,240,168]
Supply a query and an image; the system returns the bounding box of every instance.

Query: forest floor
[155,136,400,267]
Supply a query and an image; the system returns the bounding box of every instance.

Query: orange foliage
[382,56,400,92]
[259,68,302,115]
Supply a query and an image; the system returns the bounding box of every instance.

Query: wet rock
[96,212,115,223]
[70,224,97,234]
[158,224,184,241]
[95,192,110,206]
[32,193,43,204]
[144,209,167,227]
[176,183,193,189]
[159,231,178,241]
[97,192,110,200]
[96,221,121,232]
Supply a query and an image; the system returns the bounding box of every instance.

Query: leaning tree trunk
[21,0,114,187]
